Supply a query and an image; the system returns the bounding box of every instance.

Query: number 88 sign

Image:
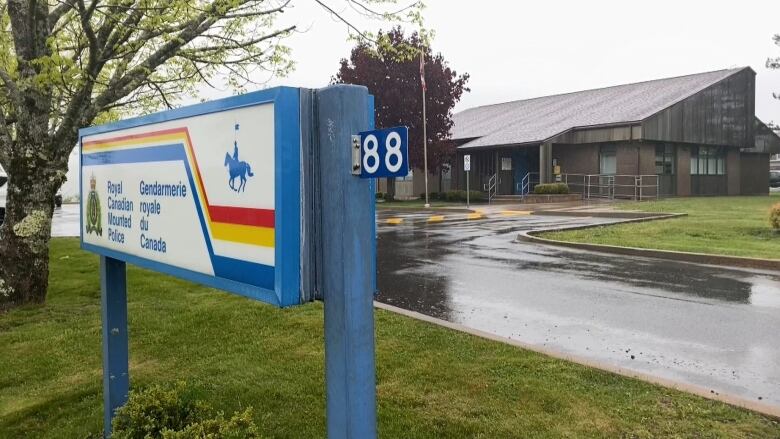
[358,126,409,179]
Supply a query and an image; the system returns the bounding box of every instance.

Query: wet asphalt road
[376,212,780,407]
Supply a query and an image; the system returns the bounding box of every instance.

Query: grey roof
[453,67,748,149]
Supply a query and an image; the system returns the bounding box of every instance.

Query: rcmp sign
[80,87,302,307]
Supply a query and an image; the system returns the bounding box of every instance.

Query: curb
[374,301,780,419]
[532,210,673,219]
[379,210,533,226]
[519,214,780,272]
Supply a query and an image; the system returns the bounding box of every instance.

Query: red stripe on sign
[209,205,275,228]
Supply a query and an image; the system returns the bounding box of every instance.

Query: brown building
[451,67,780,199]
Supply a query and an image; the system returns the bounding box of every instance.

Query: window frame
[690,146,726,176]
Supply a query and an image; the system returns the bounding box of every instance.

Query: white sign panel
[80,88,302,306]
[464,154,471,172]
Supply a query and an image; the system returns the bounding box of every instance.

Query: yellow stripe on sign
[386,218,404,225]
[500,210,532,216]
[210,222,275,248]
[467,213,482,220]
[428,215,445,222]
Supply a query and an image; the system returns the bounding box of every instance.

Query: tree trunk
[387,177,396,199]
[0,149,59,310]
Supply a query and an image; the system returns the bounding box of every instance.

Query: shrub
[441,190,484,202]
[443,190,464,202]
[770,203,780,231]
[375,192,384,200]
[467,191,485,202]
[112,383,263,439]
[418,192,443,201]
[383,192,395,202]
[161,409,261,439]
[534,183,570,195]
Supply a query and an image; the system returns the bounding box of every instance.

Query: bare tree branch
[313,0,377,43]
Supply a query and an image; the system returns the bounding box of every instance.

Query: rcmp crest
[86,175,103,236]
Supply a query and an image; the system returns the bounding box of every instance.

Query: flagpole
[421,48,430,208]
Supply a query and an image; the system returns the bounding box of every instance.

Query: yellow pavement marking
[500,210,533,216]
[386,218,404,225]
[428,215,445,222]
[467,212,483,220]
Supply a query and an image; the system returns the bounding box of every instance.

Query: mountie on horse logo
[224,123,254,193]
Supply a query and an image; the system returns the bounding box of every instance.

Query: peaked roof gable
[454,67,751,149]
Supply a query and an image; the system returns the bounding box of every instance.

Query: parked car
[0,164,6,223]
[771,170,780,189]
[54,192,63,208]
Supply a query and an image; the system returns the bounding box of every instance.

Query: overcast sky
[63,0,780,196]
[260,0,780,122]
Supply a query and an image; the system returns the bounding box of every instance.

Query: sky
[63,0,780,197]
[259,0,780,121]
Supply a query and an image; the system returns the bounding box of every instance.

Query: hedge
[533,183,570,195]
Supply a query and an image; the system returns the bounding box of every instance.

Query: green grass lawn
[541,195,780,259]
[1,239,779,438]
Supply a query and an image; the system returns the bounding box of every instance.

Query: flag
[419,50,426,93]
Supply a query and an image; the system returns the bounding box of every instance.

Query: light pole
[420,48,430,208]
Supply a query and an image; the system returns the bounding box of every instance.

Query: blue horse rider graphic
[224,123,254,192]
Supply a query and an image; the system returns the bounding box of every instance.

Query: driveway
[376,212,780,408]
[52,204,80,237]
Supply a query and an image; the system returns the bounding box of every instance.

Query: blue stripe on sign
[82,144,185,165]
[82,144,275,291]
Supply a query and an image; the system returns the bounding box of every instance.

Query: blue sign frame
[79,87,302,308]
[358,126,409,179]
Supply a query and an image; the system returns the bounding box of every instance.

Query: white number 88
[385,132,403,173]
[362,134,379,174]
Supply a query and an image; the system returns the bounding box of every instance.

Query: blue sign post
[318,86,377,439]
[83,85,378,438]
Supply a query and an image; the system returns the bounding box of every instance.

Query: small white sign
[464,154,471,172]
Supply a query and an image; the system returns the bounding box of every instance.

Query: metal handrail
[487,173,498,204]
[516,172,540,197]
[496,172,659,201]
[561,173,659,201]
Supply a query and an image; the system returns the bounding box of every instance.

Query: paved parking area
[376,213,780,408]
[52,204,80,237]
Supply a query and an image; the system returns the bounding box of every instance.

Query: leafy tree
[334,27,469,194]
[0,0,422,310]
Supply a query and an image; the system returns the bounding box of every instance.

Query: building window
[690,146,726,175]
[599,145,616,175]
[501,157,512,171]
[655,144,675,175]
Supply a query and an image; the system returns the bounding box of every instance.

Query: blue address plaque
[359,126,409,179]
